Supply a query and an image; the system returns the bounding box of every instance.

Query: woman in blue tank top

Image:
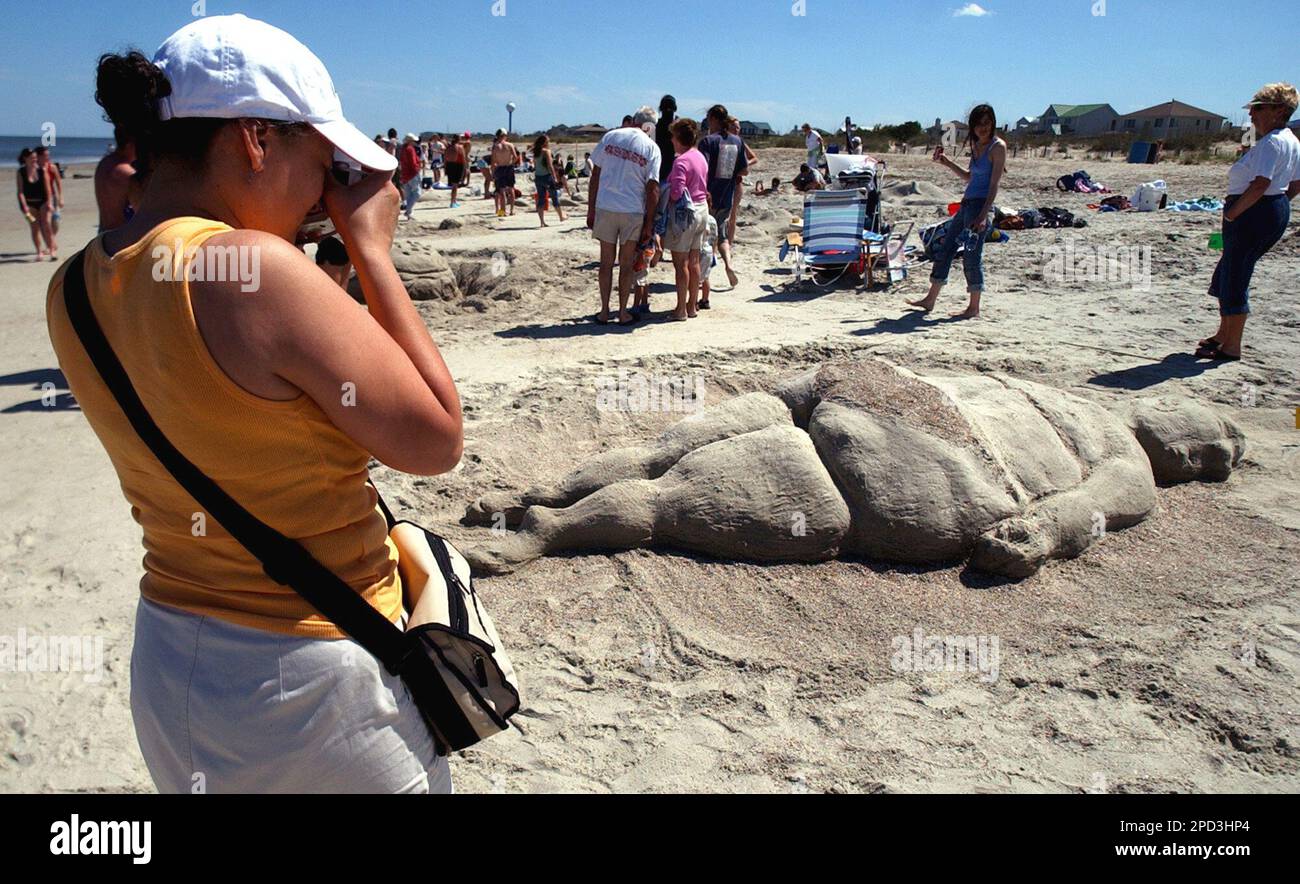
[908,104,1006,319]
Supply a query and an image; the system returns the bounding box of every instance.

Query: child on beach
[699,212,718,309]
[632,236,658,314]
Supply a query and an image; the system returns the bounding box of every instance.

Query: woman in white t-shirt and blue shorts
[1197,83,1300,362]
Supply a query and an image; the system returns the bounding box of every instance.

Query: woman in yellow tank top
[45,16,463,793]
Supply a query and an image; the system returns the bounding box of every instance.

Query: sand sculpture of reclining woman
[463,358,1241,579]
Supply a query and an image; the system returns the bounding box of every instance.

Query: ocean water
[1,135,116,169]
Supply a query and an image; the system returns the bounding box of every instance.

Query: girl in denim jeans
[909,104,1006,319]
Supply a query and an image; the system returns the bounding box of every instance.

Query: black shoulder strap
[61,250,410,673]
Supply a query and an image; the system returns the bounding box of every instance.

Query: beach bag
[1038,207,1076,228]
[1101,194,1130,210]
[919,218,952,259]
[60,251,520,756]
[1133,180,1167,212]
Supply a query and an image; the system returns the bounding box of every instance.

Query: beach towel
[1168,197,1224,212]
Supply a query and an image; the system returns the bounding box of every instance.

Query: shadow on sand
[0,367,78,412]
[1087,352,1228,391]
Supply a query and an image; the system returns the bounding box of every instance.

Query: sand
[0,149,1296,793]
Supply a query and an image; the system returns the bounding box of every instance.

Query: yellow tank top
[46,216,402,638]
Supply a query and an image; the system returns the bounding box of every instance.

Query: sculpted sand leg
[464,424,850,574]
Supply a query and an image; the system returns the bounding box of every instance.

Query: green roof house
[1032,103,1119,137]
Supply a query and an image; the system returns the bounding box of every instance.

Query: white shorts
[592,209,644,246]
[130,597,452,794]
[701,247,715,281]
[662,200,708,254]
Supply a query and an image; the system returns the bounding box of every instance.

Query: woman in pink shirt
[663,117,709,321]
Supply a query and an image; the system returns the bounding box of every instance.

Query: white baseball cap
[152,14,396,172]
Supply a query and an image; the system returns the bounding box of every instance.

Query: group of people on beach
[581,96,760,325]
[370,127,592,222]
[14,145,63,260]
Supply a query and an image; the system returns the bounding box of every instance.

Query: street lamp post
[506,102,516,135]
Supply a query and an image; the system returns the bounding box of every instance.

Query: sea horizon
[1,134,115,169]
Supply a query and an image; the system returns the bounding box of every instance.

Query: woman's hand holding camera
[322,168,400,260]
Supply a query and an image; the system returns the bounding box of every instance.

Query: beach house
[1117,100,1229,136]
[1028,104,1119,137]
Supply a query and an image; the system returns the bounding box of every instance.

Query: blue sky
[2,0,1296,138]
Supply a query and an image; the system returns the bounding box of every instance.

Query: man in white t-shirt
[802,122,824,169]
[586,106,662,324]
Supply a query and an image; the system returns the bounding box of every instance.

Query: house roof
[1047,103,1112,118]
[1124,100,1225,119]
[740,120,773,130]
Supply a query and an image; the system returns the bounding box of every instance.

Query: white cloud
[953,3,991,16]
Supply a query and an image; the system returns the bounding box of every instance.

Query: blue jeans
[401,178,421,217]
[1210,194,1289,316]
[534,174,562,211]
[930,197,991,290]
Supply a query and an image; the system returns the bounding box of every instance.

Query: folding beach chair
[863,221,916,286]
[825,153,884,233]
[787,188,869,285]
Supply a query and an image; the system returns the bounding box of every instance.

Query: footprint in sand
[1,704,37,767]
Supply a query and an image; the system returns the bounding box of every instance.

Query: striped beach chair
[790,188,869,285]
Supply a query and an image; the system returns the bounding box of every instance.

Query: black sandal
[1195,344,1239,361]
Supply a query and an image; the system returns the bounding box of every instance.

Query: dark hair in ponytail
[94,50,309,173]
[95,50,224,171]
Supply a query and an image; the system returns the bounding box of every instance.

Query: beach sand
[1,150,1296,792]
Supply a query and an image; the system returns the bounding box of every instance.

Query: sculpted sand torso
[464,357,1244,579]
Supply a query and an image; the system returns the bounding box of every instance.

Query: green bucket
[1208,232,1224,250]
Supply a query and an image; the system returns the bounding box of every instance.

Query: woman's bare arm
[190,173,462,476]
